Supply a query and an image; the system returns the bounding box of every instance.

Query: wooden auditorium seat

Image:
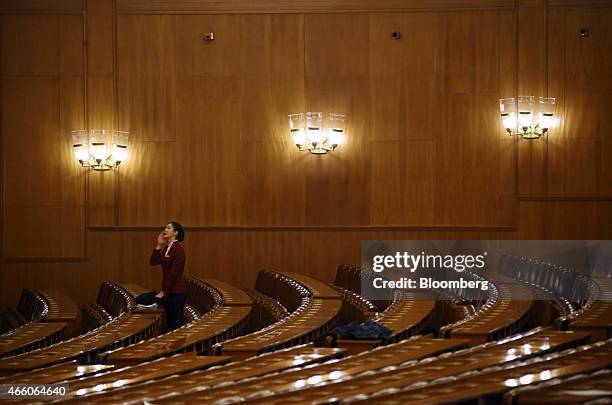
[104,278,251,366]
[233,328,590,404]
[184,278,223,314]
[155,336,469,404]
[0,322,68,358]
[214,271,341,360]
[333,290,437,354]
[329,283,378,324]
[64,353,232,397]
[0,290,78,357]
[182,304,200,324]
[244,289,289,333]
[0,311,161,376]
[80,303,114,333]
[17,289,48,323]
[0,361,113,384]
[202,279,253,306]
[504,368,612,404]
[441,282,534,346]
[333,264,392,311]
[497,255,577,325]
[96,282,138,318]
[35,290,79,334]
[81,282,150,334]
[499,255,612,341]
[0,308,28,334]
[562,272,612,341]
[254,270,311,313]
[373,291,437,340]
[57,345,347,404]
[345,337,612,404]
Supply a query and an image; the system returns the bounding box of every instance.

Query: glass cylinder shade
[306,112,324,144]
[90,130,109,161]
[518,96,535,128]
[112,131,129,163]
[499,98,517,132]
[537,97,556,130]
[288,113,306,146]
[71,130,90,164]
[328,113,346,145]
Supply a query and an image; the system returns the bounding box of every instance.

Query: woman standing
[150,221,186,332]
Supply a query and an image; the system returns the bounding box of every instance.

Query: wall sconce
[499,96,557,139]
[288,112,346,154]
[71,129,129,171]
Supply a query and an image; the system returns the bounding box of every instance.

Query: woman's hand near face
[156,232,167,250]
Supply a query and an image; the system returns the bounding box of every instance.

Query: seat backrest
[17,289,49,322]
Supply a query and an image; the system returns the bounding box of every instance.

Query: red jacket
[149,241,186,294]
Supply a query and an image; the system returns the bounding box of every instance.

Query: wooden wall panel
[517,0,547,197]
[173,15,244,226]
[2,14,85,258]
[434,10,515,227]
[87,0,117,226]
[304,13,371,226]
[241,14,306,226]
[1,0,84,14]
[1,15,59,76]
[116,15,178,226]
[547,6,612,196]
[116,0,514,14]
[519,201,612,239]
[1,4,611,309]
[116,15,176,143]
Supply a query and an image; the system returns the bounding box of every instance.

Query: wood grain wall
[1,0,611,307]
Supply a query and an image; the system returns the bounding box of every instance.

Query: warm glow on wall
[72,129,129,170]
[499,96,557,139]
[288,112,346,154]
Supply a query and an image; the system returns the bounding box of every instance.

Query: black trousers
[164,293,186,332]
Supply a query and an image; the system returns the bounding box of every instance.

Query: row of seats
[0,311,161,376]
[58,345,347,404]
[185,278,223,315]
[345,337,611,404]
[0,360,113,384]
[498,254,589,306]
[0,289,79,357]
[96,282,137,318]
[150,328,588,404]
[212,271,342,359]
[504,367,612,404]
[441,282,534,346]
[81,303,114,334]
[334,264,392,310]
[562,272,612,341]
[0,289,49,334]
[329,265,470,352]
[0,282,162,376]
[244,289,290,333]
[0,308,28,334]
[183,304,200,324]
[17,289,48,323]
[373,291,437,342]
[3,265,608,403]
[255,270,310,313]
[104,278,253,365]
[0,321,67,358]
[330,284,378,324]
[498,254,612,341]
[35,290,79,334]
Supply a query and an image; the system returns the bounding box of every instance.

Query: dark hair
[169,221,185,241]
